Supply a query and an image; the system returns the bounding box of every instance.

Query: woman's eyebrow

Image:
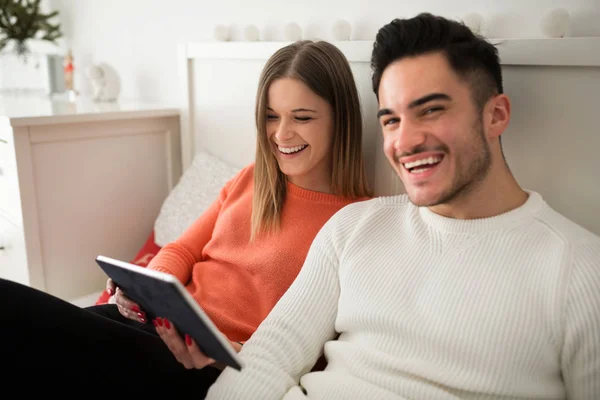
[267,107,317,113]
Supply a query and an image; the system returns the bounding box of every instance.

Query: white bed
[73,36,600,307]
[173,37,600,237]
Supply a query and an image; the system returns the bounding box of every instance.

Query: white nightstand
[0,94,182,302]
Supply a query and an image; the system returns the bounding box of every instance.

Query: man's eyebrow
[408,93,451,108]
[377,93,452,119]
[377,108,392,119]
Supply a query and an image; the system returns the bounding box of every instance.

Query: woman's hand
[106,278,147,323]
[154,317,242,369]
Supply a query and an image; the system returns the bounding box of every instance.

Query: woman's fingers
[105,278,116,296]
[185,334,216,368]
[154,318,214,369]
[114,287,146,322]
[155,318,193,368]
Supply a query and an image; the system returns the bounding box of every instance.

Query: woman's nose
[274,120,295,141]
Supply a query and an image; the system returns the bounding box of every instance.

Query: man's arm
[206,221,343,399]
[561,240,600,399]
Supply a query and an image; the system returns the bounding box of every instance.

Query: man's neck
[428,165,529,220]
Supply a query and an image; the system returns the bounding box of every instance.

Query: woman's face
[266,78,335,193]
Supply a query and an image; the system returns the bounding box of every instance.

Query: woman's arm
[146,195,223,283]
[146,167,247,283]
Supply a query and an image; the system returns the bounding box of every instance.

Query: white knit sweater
[206,191,600,399]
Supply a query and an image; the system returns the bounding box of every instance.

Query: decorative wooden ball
[214,25,231,41]
[462,13,484,35]
[541,8,571,38]
[332,19,352,41]
[284,22,302,41]
[244,25,260,41]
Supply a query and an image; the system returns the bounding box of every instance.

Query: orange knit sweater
[147,164,368,342]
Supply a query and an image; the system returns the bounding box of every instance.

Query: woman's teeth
[279,145,308,154]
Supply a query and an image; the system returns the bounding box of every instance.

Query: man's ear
[485,94,511,139]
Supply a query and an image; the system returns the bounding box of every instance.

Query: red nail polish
[131,305,140,313]
[156,318,163,327]
[152,319,158,327]
[164,319,171,329]
[185,334,192,346]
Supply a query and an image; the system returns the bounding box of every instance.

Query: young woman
[0,40,371,396]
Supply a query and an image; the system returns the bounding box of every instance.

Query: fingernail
[185,334,192,346]
[164,319,171,329]
[140,318,146,323]
[137,312,144,319]
[131,305,140,313]
[152,319,158,327]
[156,318,163,327]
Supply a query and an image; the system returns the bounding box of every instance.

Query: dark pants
[0,278,221,396]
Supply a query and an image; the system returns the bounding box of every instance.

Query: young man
[204,13,600,399]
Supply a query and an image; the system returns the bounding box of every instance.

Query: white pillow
[154,151,241,247]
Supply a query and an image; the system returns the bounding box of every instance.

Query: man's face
[377,52,492,207]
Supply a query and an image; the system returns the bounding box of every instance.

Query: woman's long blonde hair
[251,40,372,240]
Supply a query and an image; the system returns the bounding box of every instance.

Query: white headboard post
[177,42,195,171]
[177,37,600,236]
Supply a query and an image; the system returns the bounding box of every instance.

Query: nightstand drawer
[0,209,28,286]
[0,130,21,218]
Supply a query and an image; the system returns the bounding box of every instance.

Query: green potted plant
[0,0,63,58]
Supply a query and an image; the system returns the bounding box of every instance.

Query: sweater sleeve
[561,239,600,399]
[146,167,246,284]
[205,217,343,400]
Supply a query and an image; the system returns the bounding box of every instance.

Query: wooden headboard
[177,37,600,236]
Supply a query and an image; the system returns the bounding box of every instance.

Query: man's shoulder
[529,199,600,272]
[313,194,414,252]
[330,194,414,224]
[534,201,600,247]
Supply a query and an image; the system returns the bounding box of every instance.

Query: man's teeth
[411,167,431,173]
[403,156,442,170]
[279,145,307,154]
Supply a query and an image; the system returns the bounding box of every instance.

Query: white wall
[49,0,599,105]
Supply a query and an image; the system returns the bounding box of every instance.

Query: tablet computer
[95,255,243,371]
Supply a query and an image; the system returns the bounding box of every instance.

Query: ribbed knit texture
[147,164,367,342]
[207,191,600,399]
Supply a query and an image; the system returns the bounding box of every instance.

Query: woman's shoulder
[225,162,255,189]
[234,162,255,177]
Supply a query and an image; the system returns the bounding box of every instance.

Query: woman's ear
[485,94,511,140]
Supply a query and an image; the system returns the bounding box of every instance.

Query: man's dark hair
[371,13,503,111]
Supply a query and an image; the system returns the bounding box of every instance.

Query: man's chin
[405,190,444,208]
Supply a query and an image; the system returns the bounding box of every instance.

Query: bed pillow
[153,151,241,247]
[95,151,240,305]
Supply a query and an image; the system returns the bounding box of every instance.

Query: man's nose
[394,119,427,154]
